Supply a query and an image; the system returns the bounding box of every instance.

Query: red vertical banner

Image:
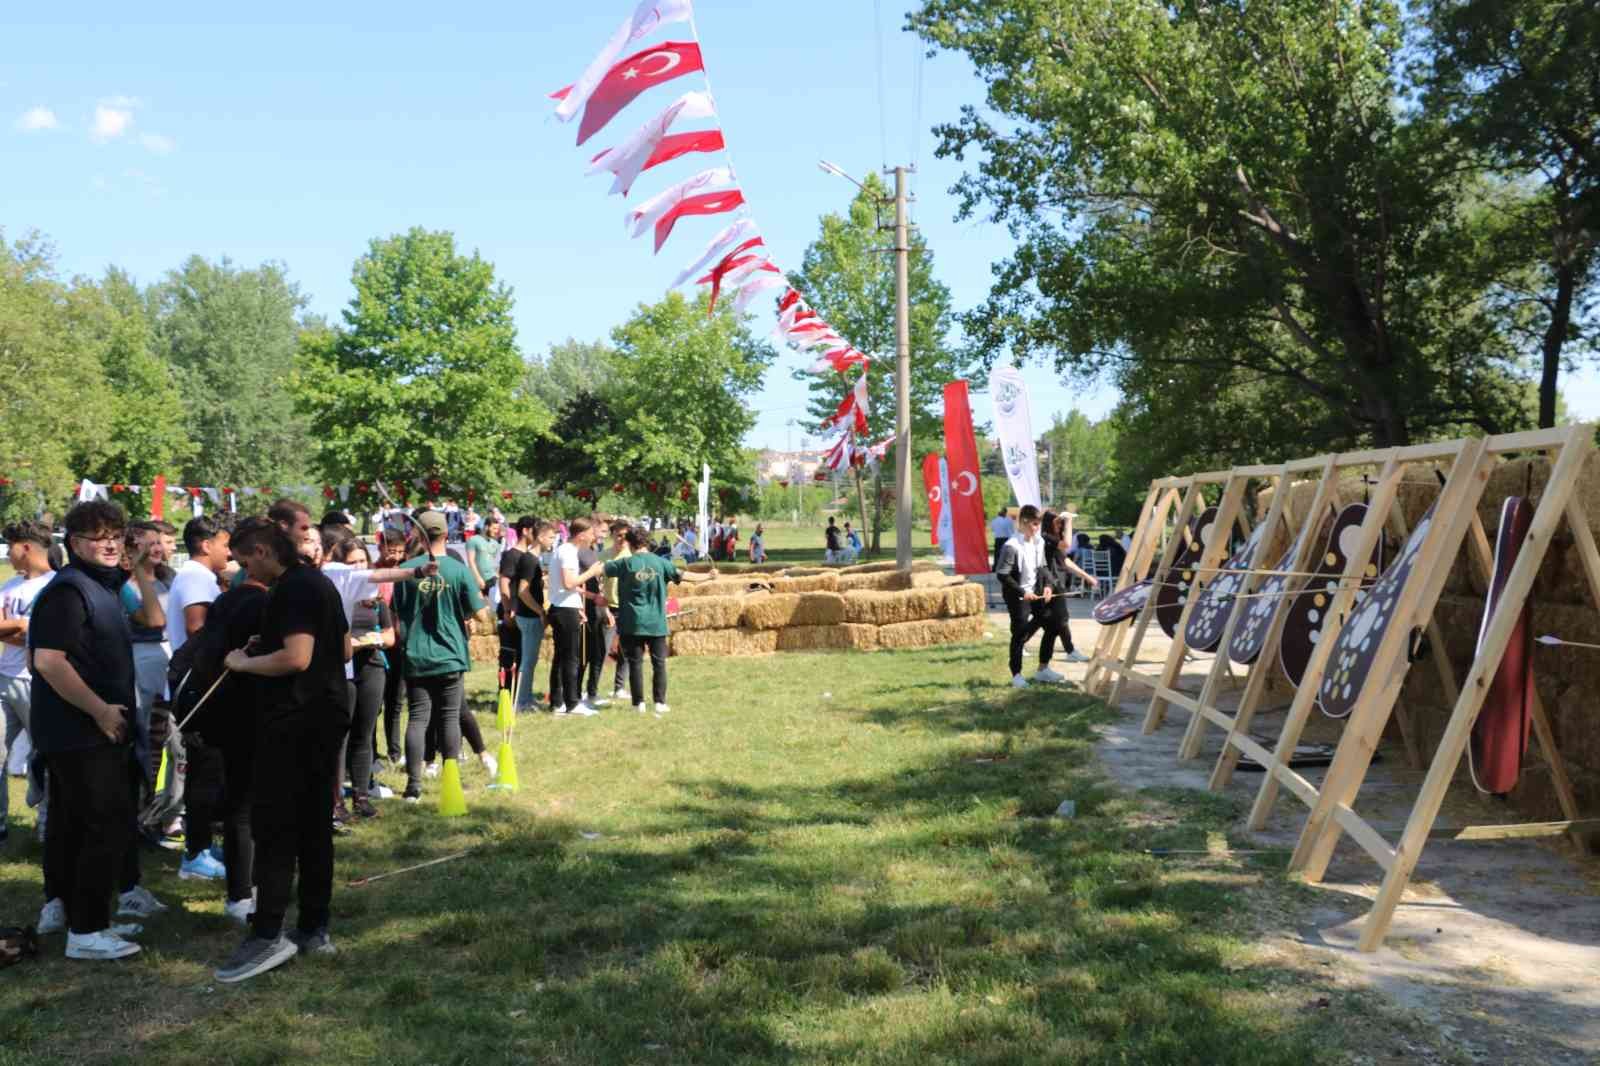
[920,452,944,546]
[942,381,990,575]
[150,474,167,521]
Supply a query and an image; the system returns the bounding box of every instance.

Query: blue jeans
[514,615,545,710]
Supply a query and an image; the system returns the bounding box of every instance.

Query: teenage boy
[466,514,503,613]
[547,518,597,717]
[389,511,488,800]
[602,520,632,704]
[29,501,166,960]
[0,522,58,846]
[995,505,1055,689]
[575,522,610,707]
[503,519,551,713]
[215,517,350,981]
[577,527,716,715]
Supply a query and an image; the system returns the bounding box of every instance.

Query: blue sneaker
[208,845,224,864]
[179,851,226,881]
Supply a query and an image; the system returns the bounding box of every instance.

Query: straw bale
[769,572,841,594]
[841,584,984,625]
[468,635,499,663]
[668,627,778,657]
[839,561,900,576]
[875,613,989,651]
[783,567,829,577]
[676,577,770,599]
[775,624,880,652]
[738,592,845,629]
[673,595,747,631]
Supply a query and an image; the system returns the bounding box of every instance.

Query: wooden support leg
[1111,484,1202,709]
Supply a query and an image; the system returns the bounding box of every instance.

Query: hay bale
[875,614,989,650]
[676,577,770,599]
[673,595,747,631]
[738,592,843,629]
[769,572,841,594]
[668,627,778,657]
[841,584,985,625]
[776,624,880,652]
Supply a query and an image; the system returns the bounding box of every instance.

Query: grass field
[1,639,1436,1065]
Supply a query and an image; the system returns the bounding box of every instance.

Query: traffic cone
[489,740,519,792]
[496,687,514,733]
[438,758,468,816]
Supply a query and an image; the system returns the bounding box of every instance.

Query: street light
[818,158,915,569]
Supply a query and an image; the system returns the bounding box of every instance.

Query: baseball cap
[417,510,448,539]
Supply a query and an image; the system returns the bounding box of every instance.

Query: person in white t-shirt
[990,508,1016,572]
[167,516,230,653]
[547,518,598,717]
[0,520,58,844]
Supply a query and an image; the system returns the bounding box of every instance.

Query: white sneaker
[590,697,611,708]
[633,704,647,714]
[1064,650,1089,663]
[569,703,600,718]
[110,921,143,938]
[373,784,395,800]
[1011,675,1030,689]
[38,897,66,934]
[653,703,670,716]
[224,897,254,925]
[1033,667,1066,684]
[117,885,168,919]
[424,762,441,779]
[480,752,498,778]
[65,929,141,961]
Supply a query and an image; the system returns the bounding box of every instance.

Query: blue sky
[5,2,1596,452]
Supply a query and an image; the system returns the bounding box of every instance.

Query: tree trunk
[1539,261,1577,429]
[869,466,885,554]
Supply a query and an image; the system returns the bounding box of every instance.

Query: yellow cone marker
[496,687,514,733]
[438,758,468,816]
[489,741,519,792]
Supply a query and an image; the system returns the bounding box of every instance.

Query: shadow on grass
[1,690,1357,1066]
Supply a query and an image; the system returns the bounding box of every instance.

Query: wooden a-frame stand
[1083,425,1597,951]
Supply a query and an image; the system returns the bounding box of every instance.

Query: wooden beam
[1109,481,1204,708]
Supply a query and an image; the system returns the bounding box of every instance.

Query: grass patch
[4,640,1398,1064]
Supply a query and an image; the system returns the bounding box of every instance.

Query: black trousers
[1004,591,1053,678]
[548,607,584,711]
[405,674,463,793]
[342,653,386,798]
[44,745,138,935]
[1038,597,1074,663]
[422,696,485,762]
[582,610,606,700]
[251,716,341,939]
[182,731,226,859]
[379,643,406,763]
[220,735,255,905]
[621,634,668,706]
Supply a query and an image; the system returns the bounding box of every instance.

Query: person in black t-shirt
[504,518,553,713]
[575,530,609,706]
[214,517,350,983]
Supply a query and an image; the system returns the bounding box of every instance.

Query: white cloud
[90,103,134,141]
[15,106,59,131]
[139,132,174,155]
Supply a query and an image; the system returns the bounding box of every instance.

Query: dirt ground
[1017,596,1600,1065]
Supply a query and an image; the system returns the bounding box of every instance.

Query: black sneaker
[214,934,297,983]
[287,927,336,956]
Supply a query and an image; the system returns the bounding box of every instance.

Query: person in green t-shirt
[389,511,488,800]
[464,515,503,611]
[575,526,717,716]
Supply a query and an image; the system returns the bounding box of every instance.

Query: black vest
[27,563,137,756]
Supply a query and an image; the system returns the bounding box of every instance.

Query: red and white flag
[698,240,768,310]
[822,431,855,472]
[808,347,871,374]
[627,167,734,238]
[670,218,758,289]
[587,91,717,196]
[827,373,870,435]
[777,288,801,313]
[555,40,705,146]
[551,0,695,123]
[942,381,990,575]
[731,271,788,312]
[653,188,744,252]
[864,436,893,465]
[920,453,945,546]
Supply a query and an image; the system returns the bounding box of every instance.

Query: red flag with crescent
[942,381,989,574]
[654,189,745,253]
[921,453,944,546]
[557,41,705,146]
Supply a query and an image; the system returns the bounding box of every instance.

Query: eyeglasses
[72,534,122,547]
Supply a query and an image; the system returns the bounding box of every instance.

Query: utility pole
[891,165,913,570]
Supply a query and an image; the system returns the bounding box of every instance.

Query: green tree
[521,338,617,413]
[66,268,196,500]
[910,0,1535,461]
[0,231,115,519]
[294,228,546,493]
[149,255,312,487]
[569,291,773,508]
[1038,410,1118,523]
[789,173,965,552]
[1423,0,1600,427]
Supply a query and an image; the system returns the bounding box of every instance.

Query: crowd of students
[0,496,713,981]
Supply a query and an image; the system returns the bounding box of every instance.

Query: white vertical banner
[988,364,1041,509]
[936,457,956,566]
[696,463,710,561]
